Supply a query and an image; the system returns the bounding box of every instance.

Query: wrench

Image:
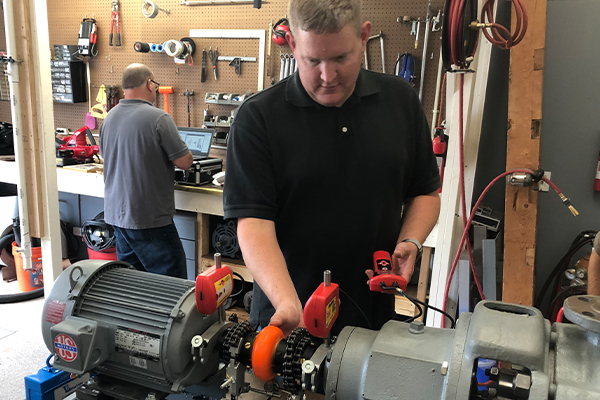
[284,54,290,78]
[279,53,285,80]
[415,18,421,49]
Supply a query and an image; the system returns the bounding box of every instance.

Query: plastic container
[12,241,43,292]
[87,247,118,261]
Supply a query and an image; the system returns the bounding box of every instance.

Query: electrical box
[51,60,86,103]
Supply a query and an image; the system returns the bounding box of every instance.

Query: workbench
[0,159,426,317]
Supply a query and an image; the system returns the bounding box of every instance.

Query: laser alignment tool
[41,256,600,399]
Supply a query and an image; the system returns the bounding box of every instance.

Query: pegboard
[0,0,447,133]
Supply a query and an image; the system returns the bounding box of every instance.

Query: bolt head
[515,373,531,393]
[409,320,425,334]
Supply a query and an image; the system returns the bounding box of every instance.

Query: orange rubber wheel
[251,325,285,381]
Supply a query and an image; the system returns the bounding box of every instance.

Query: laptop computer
[178,127,214,161]
[175,127,223,186]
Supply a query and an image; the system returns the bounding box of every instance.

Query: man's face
[287,21,371,108]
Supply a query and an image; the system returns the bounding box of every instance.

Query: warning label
[45,299,67,324]
[326,297,337,328]
[214,274,233,307]
[114,328,160,361]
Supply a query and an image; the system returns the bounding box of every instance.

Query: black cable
[534,236,594,308]
[547,285,587,317]
[230,271,245,298]
[403,297,423,324]
[82,212,116,252]
[339,287,371,329]
[392,286,456,329]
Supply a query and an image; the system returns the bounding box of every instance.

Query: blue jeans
[113,223,187,279]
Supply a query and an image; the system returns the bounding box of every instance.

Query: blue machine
[25,355,89,400]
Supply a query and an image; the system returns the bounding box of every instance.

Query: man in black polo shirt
[224,0,441,336]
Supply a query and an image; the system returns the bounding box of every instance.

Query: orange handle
[251,325,284,381]
[164,94,170,114]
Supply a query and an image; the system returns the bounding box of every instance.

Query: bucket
[12,241,43,292]
[88,247,118,261]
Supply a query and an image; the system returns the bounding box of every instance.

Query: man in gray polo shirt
[100,63,193,278]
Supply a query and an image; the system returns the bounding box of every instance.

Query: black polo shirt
[224,69,440,333]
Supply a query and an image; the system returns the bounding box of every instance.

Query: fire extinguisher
[594,151,600,191]
[432,128,448,193]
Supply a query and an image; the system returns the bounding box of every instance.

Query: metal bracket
[0,56,22,64]
[229,57,242,76]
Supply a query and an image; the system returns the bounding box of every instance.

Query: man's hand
[365,242,418,285]
[392,241,419,282]
[269,300,305,337]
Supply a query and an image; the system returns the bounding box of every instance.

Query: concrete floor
[0,280,49,400]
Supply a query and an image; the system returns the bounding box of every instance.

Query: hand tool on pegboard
[229,58,242,76]
[104,85,119,111]
[418,0,433,101]
[182,90,194,127]
[208,47,219,80]
[90,84,108,119]
[109,0,121,46]
[158,86,174,114]
[364,31,385,73]
[201,48,207,82]
[267,21,273,77]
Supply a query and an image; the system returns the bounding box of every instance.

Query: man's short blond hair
[288,0,362,36]
[122,63,153,89]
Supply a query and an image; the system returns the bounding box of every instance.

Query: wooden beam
[503,0,547,305]
[12,0,45,237]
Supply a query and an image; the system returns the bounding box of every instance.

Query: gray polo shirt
[100,99,189,229]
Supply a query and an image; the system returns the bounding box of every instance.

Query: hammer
[158,86,174,114]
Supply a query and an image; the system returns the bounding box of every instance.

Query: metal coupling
[558,193,579,216]
[508,172,533,187]
[469,21,493,30]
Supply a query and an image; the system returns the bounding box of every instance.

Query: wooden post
[503,0,547,305]
[11,0,44,236]
[5,0,63,288]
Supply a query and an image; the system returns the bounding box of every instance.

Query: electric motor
[41,260,219,393]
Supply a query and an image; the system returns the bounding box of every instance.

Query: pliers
[208,47,219,80]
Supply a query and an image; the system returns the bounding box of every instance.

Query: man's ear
[286,31,296,52]
[360,21,372,47]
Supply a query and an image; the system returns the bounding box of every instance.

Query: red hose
[440,169,568,328]
[481,0,528,50]
[556,307,565,323]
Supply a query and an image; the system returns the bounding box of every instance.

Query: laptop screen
[178,127,214,158]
